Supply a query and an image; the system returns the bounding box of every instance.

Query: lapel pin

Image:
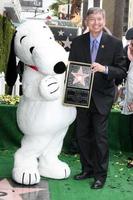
[101,45,104,48]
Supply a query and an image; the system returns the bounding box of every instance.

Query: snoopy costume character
[6,20,76,185]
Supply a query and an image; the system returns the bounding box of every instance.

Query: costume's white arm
[39,75,60,101]
[22,68,59,101]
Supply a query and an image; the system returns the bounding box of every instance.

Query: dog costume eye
[20,36,26,43]
[30,46,35,54]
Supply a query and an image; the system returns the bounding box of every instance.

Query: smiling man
[69,7,127,189]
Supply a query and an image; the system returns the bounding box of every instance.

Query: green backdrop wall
[0,104,132,153]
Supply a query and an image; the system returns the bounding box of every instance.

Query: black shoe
[74,172,93,180]
[127,157,133,168]
[127,161,133,168]
[91,179,105,189]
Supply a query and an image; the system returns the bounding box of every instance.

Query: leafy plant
[0,95,20,105]
[50,0,69,17]
[0,15,15,72]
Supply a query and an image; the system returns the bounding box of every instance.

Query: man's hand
[91,62,106,73]
[128,102,133,112]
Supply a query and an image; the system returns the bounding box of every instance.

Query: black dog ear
[5,31,18,87]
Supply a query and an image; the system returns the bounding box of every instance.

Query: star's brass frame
[63,61,94,108]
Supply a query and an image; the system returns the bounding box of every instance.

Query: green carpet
[0,150,133,200]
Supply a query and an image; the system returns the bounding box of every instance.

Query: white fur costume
[8,20,76,185]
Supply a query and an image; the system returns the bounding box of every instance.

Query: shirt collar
[90,31,103,45]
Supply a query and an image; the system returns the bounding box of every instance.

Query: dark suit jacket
[69,32,127,115]
[123,45,131,69]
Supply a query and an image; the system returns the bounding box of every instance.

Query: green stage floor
[0,149,133,200]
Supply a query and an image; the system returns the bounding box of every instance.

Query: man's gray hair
[86,7,106,18]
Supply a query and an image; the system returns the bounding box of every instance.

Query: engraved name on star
[0,179,43,200]
[71,67,89,86]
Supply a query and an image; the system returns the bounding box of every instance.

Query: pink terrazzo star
[0,179,43,200]
[71,67,89,86]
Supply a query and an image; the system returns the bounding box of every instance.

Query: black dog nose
[54,62,66,74]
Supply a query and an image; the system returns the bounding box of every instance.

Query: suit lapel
[96,32,108,63]
[81,32,108,64]
[82,33,91,63]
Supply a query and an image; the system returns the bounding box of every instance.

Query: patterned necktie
[91,39,98,63]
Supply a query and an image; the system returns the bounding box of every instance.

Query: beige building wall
[102,0,115,33]
[128,0,133,28]
[0,1,5,15]
[0,0,21,22]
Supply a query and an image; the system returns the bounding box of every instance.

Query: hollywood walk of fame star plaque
[63,61,94,108]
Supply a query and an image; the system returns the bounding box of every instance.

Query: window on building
[94,0,100,7]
